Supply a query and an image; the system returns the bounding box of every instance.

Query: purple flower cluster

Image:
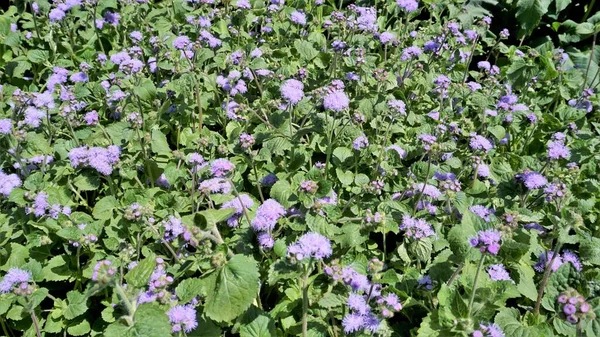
[411,183,442,200]
[323,90,350,112]
[199,178,232,194]
[210,158,234,177]
[534,250,581,272]
[470,134,494,152]
[251,199,285,249]
[27,192,70,219]
[397,0,419,12]
[433,172,461,192]
[91,260,116,283]
[68,145,121,175]
[487,264,513,282]
[168,305,198,333]
[288,232,332,261]
[469,229,502,255]
[221,194,254,227]
[387,99,406,115]
[472,323,505,337]
[162,216,192,243]
[280,79,304,105]
[353,134,369,150]
[557,289,592,324]
[547,139,570,160]
[0,169,22,197]
[516,171,547,190]
[216,71,247,96]
[138,258,174,304]
[0,268,31,294]
[469,205,494,222]
[399,215,435,239]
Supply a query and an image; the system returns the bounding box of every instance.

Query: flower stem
[301,264,311,337]
[534,242,563,319]
[113,283,136,324]
[30,312,42,337]
[467,254,486,317]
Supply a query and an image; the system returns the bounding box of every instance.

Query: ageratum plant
[0,0,599,336]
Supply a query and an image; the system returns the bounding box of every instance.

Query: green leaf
[495,307,551,336]
[92,196,118,220]
[175,278,206,303]
[151,129,171,155]
[63,291,88,320]
[26,50,49,64]
[515,0,546,37]
[73,174,100,191]
[516,262,537,301]
[134,79,157,101]
[580,237,600,265]
[198,208,236,227]
[104,303,172,337]
[270,180,293,208]
[204,255,260,322]
[294,40,319,61]
[240,314,276,337]
[125,257,157,288]
[67,319,91,336]
[332,147,353,166]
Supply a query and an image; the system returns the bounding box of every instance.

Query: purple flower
[68,145,120,175]
[210,159,234,177]
[0,119,13,134]
[0,268,31,294]
[562,250,582,271]
[198,178,231,194]
[353,134,369,150]
[379,32,395,44]
[412,183,442,200]
[470,205,494,222]
[397,0,419,12]
[0,170,21,197]
[103,11,120,26]
[70,72,88,83]
[236,0,251,8]
[49,9,66,22]
[167,305,198,333]
[517,171,547,190]
[470,135,494,152]
[474,323,505,337]
[477,61,491,71]
[261,174,278,186]
[547,140,570,160]
[469,230,502,255]
[257,232,275,249]
[388,99,406,115]
[347,293,369,314]
[173,35,191,50]
[288,232,332,260]
[84,111,99,125]
[534,251,563,272]
[251,199,286,231]
[32,192,49,217]
[323,90,350,112]
[401,46,422,61]
[221,194,254,227]
[386,145,406,158]
[280,79,304,105]
[343,313,366,333]
[487,264,512,282]
[290,10,307,25]
[399,215,435,239]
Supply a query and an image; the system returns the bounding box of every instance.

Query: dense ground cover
[0,0,600,336]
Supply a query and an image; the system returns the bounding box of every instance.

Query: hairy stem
[467,254,486,317]
[534,242,563,318]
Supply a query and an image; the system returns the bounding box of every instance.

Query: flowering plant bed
[0,0,599,336]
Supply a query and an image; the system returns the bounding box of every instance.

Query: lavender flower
[469,205,494,222]
[473,323,505,337]
[401,46,422,61]
[487,264,512,282]
[173,36,191,50]
[470,134,493,152]
[0,268,31,294]
[397,0,419,12]
[280,79,304,105]
[323,90,350,112]
[251,199,286,231]
[399,215,435,239]
[210,159,234,177]
[469,230,502,255]
[68,145,121,175]
[0,119,12,134]
[0,170,21,197]
[534,251,563,272]
[388,99,406,115]
[221,194,254,227]
[353,134,369,150]
[547,140,570,160]
[562,250,582,271]
[288,232,332,260]
[517,171,547,190]
[198,178,231,194]
[167,305,198,333]
[290,10,307,25]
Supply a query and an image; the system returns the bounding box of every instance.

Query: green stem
[467,254,486,317]
[113,283,136,322]
[301,264,311,337]
[582,31,597,91]
[582,0,597,22]
[0,316,12,337]
[30,312,42,337]
[534,242,563,319]
[413,156,432,215]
